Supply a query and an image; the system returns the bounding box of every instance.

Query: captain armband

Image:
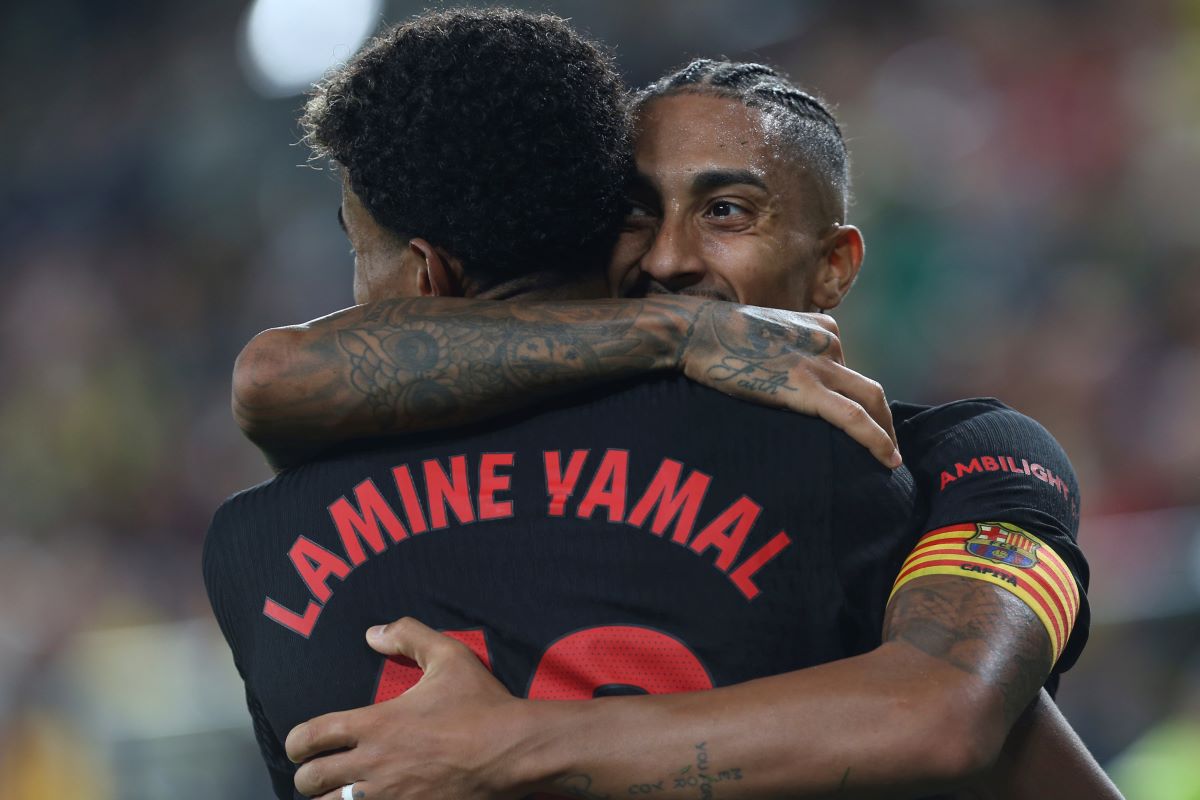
[889,522,1081,663]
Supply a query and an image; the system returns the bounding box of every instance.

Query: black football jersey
[205,376,915,797]
[204,381,1088,798]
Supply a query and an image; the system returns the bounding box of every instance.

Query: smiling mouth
[643,284,736,302]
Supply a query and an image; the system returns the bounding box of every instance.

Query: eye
[707,200,749,219]
[623,201,658,228]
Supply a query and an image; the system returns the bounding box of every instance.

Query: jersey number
[372,624,713,704]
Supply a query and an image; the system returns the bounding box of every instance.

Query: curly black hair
[633,59,850,223]
[302,8,630,288]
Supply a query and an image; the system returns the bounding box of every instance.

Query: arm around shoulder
[512,629,1015,799]
[232,323,355,469]
[232,325,322,435]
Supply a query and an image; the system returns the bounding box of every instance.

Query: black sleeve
[829,431,919,652]
[895,398,1091,679]
[203,499,298,800]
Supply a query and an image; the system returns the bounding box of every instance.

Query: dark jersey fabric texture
[204,379,1087,798]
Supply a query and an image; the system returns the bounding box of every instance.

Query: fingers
[293,748,363,798]
[820,361,898,453]
[807,313,845,365]
[366,617,464,671]
[802,368,900,468]
[815,393,899,468]
[286,711,358,764]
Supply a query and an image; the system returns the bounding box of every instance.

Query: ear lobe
[410,238,463,298]
[811,225,864,312]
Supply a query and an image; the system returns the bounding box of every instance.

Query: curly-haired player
[209,9,1121,800]
[301,8,630,294]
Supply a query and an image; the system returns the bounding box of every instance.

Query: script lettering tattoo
[627,779,666,794]
[617,743,747,798]
[689,304,835,403]
[883,575,1052,726]
[660,742,745,798]
[705,357,793,396]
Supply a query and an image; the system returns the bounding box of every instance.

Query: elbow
[911,690,1007,788]
[231,327,309,437]
[930,715,1002,786]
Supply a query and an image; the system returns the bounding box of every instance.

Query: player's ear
[809,225,864,312]
[411,238,465,298]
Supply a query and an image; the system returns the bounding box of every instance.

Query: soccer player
[207,12,909,798]
[210,11,1115,800]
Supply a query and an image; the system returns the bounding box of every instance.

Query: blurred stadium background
[2,0,1199,797]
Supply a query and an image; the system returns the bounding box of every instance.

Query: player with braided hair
[610,59,860,313]
[632,58,851,226]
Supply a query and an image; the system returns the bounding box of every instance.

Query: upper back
[205,375,915,755]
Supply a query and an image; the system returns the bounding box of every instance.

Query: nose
[639,216,706,292]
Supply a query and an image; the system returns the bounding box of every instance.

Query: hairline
[634,86,846,227]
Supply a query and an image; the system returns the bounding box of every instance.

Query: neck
[474,270,609,302]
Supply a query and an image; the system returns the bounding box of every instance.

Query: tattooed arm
[233,296,898,470]
[233,296,686,469]
[531,578,1117,800]
[520,576,1054,799]
[288,578,1062,800]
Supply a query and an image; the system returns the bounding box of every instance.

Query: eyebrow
[691,169,768,193]
[337,205,347,233]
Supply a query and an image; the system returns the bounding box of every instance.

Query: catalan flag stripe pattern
[888,522,1081,664]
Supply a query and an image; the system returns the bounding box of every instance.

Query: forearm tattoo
[564,742,746,800]
[695,305,833,400]
[332,298,690,432]
[883,575,1052,726]
[240,296,846,466]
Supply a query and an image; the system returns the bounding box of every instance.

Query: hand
[680,303,900,467]
[286,618,531,799]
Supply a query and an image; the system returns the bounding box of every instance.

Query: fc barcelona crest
[965,523,1039,569]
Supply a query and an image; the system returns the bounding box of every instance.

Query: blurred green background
[2,0,1198,797]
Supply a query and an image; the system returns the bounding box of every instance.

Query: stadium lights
[238,0,383,98]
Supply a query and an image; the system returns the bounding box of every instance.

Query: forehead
[633,92,795,184]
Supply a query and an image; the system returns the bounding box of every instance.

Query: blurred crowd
[1,1,1198,797]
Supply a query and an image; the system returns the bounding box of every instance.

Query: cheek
[700,238,797,307]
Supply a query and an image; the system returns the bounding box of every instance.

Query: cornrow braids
[634,59,850,222]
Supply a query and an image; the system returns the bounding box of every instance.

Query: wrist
[500,700,592,795]
[644,295,712,373]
